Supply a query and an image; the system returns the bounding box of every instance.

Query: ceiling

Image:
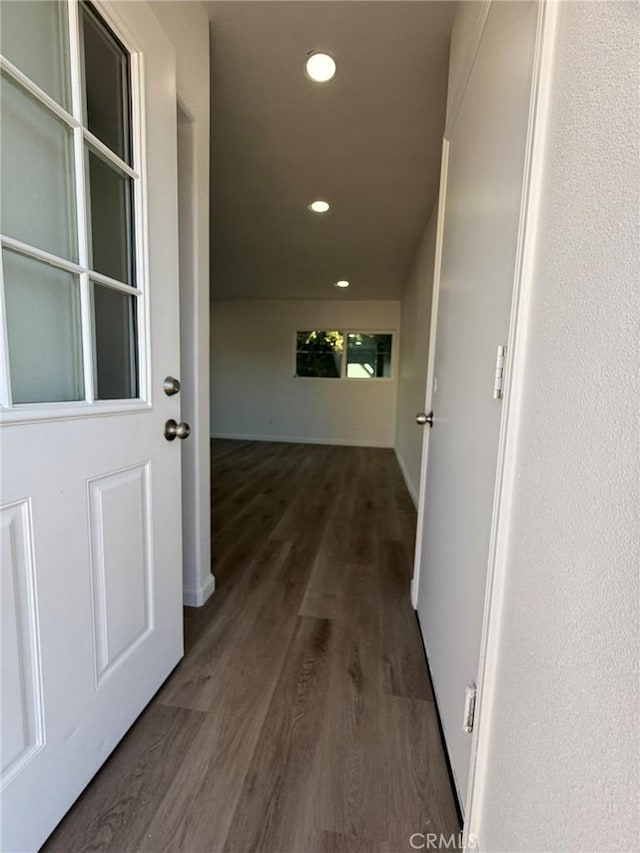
[207,1,456,301]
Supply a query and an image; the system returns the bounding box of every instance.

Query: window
[0,0,143,408]
[295,330,393,379]
[346,333,392,379]
[296,330,344,377]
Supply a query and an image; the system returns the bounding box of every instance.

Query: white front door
[0,2,184,849]
[413,1,539,808]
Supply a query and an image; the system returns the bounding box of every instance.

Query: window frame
[293,328,396,381]
[0,0,151,423]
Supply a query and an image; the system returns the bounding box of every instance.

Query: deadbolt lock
[163,376,181,396]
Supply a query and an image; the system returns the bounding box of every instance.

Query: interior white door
[413,1,539,807]
[0,2,183,850]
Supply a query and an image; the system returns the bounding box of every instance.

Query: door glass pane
[346,333,392,378]
[0,73,77,261]
[0,0,71,110]
[92,282,138,400]
[3,249,84,403]
[80,2,131,164]
[87,149,135,285]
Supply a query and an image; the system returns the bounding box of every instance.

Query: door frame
[150,0,214,609]
[175,94,214,607]
[408,0,559,839]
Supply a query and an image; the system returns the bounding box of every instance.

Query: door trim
[463,1,559,845]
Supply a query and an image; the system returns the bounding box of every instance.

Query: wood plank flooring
[44,441,459,853]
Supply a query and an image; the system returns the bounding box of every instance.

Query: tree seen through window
[295,330,344,377]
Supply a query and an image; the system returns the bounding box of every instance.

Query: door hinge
[493,345,507,399]
[463,684,477,734]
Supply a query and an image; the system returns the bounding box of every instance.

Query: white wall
[210,300,400,447]
[472,2,640,850]
[445,0,491,137]
[394,206,438,505]
[151,0,213,607]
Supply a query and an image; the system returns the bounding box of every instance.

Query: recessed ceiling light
[334,280,350,289]
[305,51,336,83]
[308,200,330,213]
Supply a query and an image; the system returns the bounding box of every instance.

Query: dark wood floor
[45,440,459,852]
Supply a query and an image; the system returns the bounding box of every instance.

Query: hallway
[45,441,459,852]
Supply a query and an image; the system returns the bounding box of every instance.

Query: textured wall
[474,2,640,849]
[211,300,400,447]
[395,205,438,504]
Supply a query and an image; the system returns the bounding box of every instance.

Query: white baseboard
[183,573,216,608]
[394,447,419,508]
[211,432,393,449]
[410,576,419,609]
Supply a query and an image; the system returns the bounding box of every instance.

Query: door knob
[416,411,434,427]
[163,376,181,396]
[164,419,190,440]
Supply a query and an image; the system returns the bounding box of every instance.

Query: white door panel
[414,1,539,807]
[0,2,183,850]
